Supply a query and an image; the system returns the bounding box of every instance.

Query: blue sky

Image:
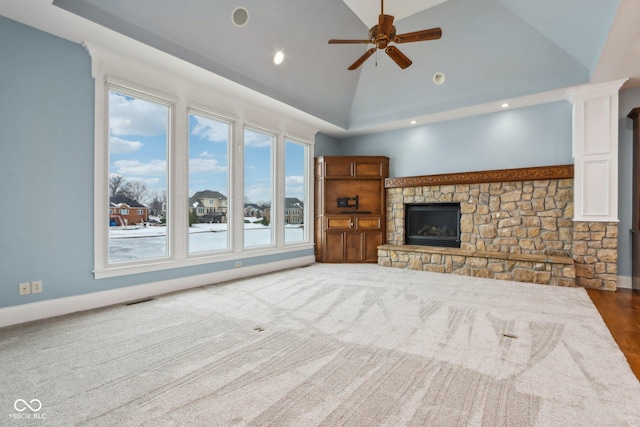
[109,91,306,206]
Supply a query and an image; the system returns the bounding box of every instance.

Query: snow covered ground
[108,219,305,262]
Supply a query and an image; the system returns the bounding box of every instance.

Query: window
[91,45,314,279]
[244,127,273,248]
[188,111,230,254]
[107,88,170,264]
[284,139,307,243]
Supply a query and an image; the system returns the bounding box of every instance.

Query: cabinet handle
[350,220,354,228]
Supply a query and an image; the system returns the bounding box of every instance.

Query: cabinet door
[355,216,381,230]
[326,215,353,230]
[363,232,383,262]
[324,232,346,262]
[345,232,364,262]
[354,161,384,177]
[324,160,354,178]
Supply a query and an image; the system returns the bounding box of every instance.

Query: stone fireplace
[378,165,618,290]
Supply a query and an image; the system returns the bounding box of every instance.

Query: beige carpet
[1,263,639,426]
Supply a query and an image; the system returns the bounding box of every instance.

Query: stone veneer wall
[380,167,618,290]
[387,179,574,254]
[573,221,618,290]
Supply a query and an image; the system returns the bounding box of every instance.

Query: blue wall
[314,133,342,156]
[335,102,573,178]
[0,18,312,309]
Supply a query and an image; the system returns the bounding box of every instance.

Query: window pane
[244,128,273,247]
[108,90,169,263]
[188,113,229,253]
[285,140,306,243]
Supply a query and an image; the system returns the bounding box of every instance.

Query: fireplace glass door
[405,203,461,248]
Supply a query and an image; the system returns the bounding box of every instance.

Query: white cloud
[245,183,272,204]
[244,129,273,147]
[285,175,304,185]
[112,159,167,176]
[284,175,304,200]
[285,175,305,199]
[129,177,160,186]
[191,116,229,143]
[199,151,215,158]
[109,92,168,136]
[189,157,227,174]
[110,136,143,154]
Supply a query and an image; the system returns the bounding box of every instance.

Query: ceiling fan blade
[385,46,412,69]
[394,27,442,43]
[329,39,372,44]
[379,14,394,37]
[348,47,376,70]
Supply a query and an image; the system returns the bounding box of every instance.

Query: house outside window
[106,87,169,263]
[244,127,273,248]
[284,139,307,244]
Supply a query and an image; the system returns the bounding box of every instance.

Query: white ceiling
[1,0,638,137]
[343,0,450,27]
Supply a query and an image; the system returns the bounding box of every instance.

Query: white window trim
[87,43,315,280]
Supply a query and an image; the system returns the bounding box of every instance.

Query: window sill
[93,243,314,279]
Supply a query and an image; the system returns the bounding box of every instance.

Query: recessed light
[410,120,417,125]
[433,72,446,85]
[501,103,509,108]
[273,51,285,65]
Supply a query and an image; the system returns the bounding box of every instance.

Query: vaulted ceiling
[3,0,638,136]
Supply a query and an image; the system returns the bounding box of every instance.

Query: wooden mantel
[385,164,574,189]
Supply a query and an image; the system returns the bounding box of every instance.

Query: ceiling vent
[232,7,249,27]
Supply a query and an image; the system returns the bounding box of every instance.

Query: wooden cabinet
[315,156,389,263]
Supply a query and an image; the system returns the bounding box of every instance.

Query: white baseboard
[617,275,633,289]
[0,256,315,328]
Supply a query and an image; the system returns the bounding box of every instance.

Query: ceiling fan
[328,0,442,70]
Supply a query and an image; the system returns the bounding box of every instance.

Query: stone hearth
[378,165,618,290]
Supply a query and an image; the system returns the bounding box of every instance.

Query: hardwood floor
[587,288,640,381]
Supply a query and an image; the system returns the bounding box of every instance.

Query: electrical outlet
[235,261,242,268]
[31,280,43,293]
[19,282,31,296]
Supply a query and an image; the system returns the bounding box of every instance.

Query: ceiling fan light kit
[328,0,442,70]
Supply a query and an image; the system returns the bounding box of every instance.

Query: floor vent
[124,298,154,306]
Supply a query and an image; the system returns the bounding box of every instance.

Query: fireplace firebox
[405,203,461,248]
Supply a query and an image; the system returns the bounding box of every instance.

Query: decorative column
[568,79,626,290]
